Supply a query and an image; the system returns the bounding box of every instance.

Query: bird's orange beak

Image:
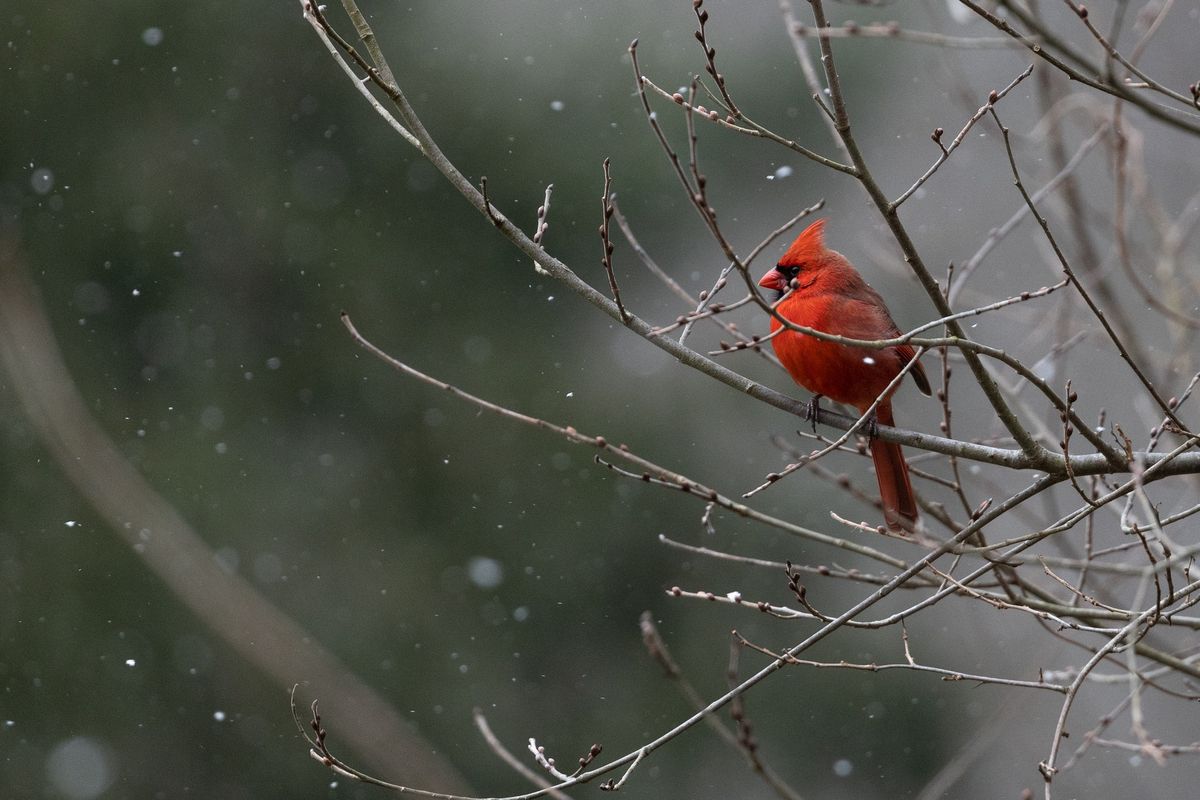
[758,267,787,293]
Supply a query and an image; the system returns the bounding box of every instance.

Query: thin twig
[480,176,504,228]
[598,159,629,322]
[733,631,1067,692]
[788,20,1031,49]
[531,182,553,274]
[892,64,1034,209]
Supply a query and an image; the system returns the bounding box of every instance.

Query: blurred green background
[3,1,1199,798]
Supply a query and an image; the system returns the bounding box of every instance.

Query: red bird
[759,219,930,532]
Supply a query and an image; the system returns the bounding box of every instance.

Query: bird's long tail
[870,403,918,533]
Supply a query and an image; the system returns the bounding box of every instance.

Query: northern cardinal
[759,219,930,532]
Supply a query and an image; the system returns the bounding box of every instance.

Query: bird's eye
[779,264,801,279]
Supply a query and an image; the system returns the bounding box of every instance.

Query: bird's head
[758,218,828,297]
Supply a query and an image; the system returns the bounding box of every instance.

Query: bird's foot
[805,395,824,433]
[864,413,880,442]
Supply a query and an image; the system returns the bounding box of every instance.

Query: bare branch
[597,159,629,322]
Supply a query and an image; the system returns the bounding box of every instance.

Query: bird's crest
[779,218,828,267]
